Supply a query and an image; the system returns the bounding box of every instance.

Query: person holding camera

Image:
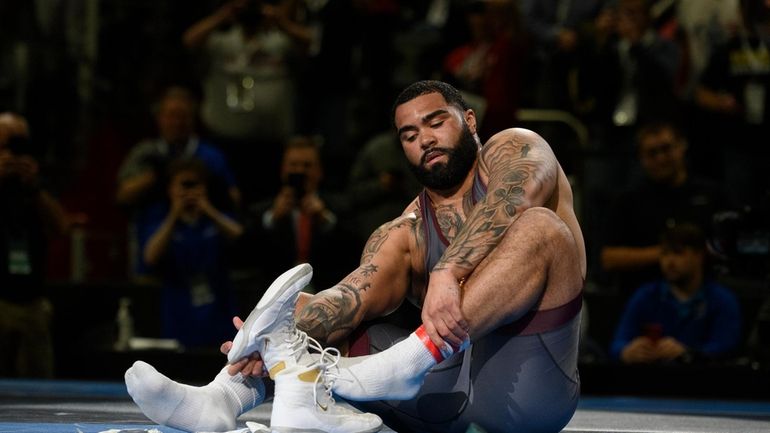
[0,112,73,378]
[243,136,357,293]
[116,85,241,276]
[138,158,243,348]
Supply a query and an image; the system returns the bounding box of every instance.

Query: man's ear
[465,109,477,135]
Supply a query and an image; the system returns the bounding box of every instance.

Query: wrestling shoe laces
[307,334,342,411]
[276,329,343,410]
[270,330,383,433]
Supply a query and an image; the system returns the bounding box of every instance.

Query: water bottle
[114,297,134,351]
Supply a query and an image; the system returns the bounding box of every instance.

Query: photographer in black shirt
[0,112,72,378]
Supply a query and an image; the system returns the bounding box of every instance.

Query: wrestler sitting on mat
[125,80,586,433]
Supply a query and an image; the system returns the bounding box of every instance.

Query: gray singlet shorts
[345,312,582,433]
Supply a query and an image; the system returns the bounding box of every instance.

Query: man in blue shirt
[610,223,742,363]
[116,86,241,276]
[138,158,243,348]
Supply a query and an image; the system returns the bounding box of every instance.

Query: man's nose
[420,131,436,149]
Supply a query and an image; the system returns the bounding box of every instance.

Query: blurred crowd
[1,0,769,379]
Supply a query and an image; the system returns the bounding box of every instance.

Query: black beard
[409,124,478,190]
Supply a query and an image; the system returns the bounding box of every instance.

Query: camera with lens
[5,135,32,156]
[286,172,306,200]
[710,196,770,279]
[181,179,201,190]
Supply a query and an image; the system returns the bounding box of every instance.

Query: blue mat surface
[2,379,770,432]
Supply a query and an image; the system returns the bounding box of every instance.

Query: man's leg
[125,264,308,432]
[333,207,583,401]
[349,318,581,433]
[125,361,266,432]
[126,263,383,433]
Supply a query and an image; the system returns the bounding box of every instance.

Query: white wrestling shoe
[270,331,383,433]
[228,263,313,365]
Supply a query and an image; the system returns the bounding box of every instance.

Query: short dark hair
[392,80,471,125]
[153,85,199,115]
[166,157,210,184]
[660,223,706,252]
[284,135,321,154]
[635,120,685,147]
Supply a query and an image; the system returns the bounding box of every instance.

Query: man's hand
[421,269,469,351]
[12,155,39,187]
[620,336,658,364]
[169,188,188,218]
[272,187,296,220]
[300,193,326,217]
[221,316,267,377]
[655,337,687,361]
[193,190,216,217]
[0,152,15,179]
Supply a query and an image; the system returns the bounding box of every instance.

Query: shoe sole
[271,425,382,433]
[228,263,313,363]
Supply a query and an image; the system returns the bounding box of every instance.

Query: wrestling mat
[1,379,770,433]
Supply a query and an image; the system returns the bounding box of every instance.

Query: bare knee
[514,207,571,242]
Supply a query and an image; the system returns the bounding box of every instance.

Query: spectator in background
[0,112,73,377]
[182,0,310,203]
[693,0,770,208]
[676,0,742,99]
[442,0,529,141]
[139,158,243,349]
[577,0,682,150]
[243,136,356,293]
[577,0,684,263]
[599,120,730,296]
[610,223,742,364]
[520,0,604,111]
[674,0,742,180]
[116,85,240,275]
[389,0,470,89]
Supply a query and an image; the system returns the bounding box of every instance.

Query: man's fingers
[220,341,233,355]
[227,357,248,376]
[450,306,470,336]
[432,317,464,349]
[226,353,265,377]
[438,318,465,348]
[423,320,445,350]
[232,316,244,330]
[248,358,265,377]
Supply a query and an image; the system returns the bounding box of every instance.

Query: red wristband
[415,325,444,363]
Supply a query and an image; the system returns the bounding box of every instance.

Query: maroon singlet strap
[497,292,583,336]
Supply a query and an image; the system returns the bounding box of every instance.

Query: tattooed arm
[438,128,558,275]
[422,128,559,348]
[295,213,416,346]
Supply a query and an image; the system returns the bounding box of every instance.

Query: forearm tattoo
[435,135,553,273]
[297,283,368,344]
[300,214,416,344]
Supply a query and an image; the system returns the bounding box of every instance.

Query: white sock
[125,360,265,432]
[333,329,444,401]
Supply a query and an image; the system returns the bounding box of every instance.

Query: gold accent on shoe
[268,361,286,379]
[298,368,320,383]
